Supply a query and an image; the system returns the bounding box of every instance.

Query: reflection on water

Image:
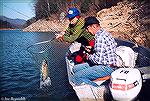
[0,30,78,101]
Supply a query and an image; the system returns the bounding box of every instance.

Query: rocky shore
[23,1,150,48]
[97,1,150,47]
[23,18,69,32]
[0,28,16,30]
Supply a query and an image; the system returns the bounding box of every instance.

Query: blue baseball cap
[66,8,80,19]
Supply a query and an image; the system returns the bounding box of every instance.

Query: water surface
[0,29,150,101]
[0,29,78,101]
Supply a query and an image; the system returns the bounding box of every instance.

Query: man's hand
[85,46,92,53]
[55,31,65,41]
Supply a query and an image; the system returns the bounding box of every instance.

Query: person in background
[71,16,117,86]
[56,8,95,64]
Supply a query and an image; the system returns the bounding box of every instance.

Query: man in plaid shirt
[88,28,117,65]
[71,16,117,86]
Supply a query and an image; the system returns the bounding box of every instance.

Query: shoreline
[0,28,16,30]
[23,19,69,32]
[0,28,61,34]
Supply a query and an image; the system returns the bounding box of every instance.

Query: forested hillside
[24,0,150,48]
[34,0,119,20]
[0,16,26,29]
[0,20,14,29]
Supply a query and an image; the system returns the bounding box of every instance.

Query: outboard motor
[109,68,142,101]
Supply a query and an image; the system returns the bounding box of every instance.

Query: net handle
[27,37,56,54]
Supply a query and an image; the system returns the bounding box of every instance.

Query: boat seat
[93,76,110,82]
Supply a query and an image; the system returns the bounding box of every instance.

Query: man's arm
[88,36,106,64]
[63,25,84,43]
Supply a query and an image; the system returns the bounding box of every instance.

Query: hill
[0,16,26,29]
[0,19,14,29]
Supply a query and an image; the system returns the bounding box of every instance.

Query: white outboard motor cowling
[109,68,142,101]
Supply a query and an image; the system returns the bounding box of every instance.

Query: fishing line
[3,4,31,19]
[1,6,56,87]
[2,1,73,90]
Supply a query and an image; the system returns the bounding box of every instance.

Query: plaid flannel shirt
[88,28,117,65]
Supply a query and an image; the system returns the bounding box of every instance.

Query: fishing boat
[65,38,150,101]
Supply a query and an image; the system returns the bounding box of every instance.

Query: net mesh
[27,39,70,88]
[27,40,52,65]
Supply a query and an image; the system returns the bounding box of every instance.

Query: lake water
[0,30,79,101]
[0,29,150,101]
